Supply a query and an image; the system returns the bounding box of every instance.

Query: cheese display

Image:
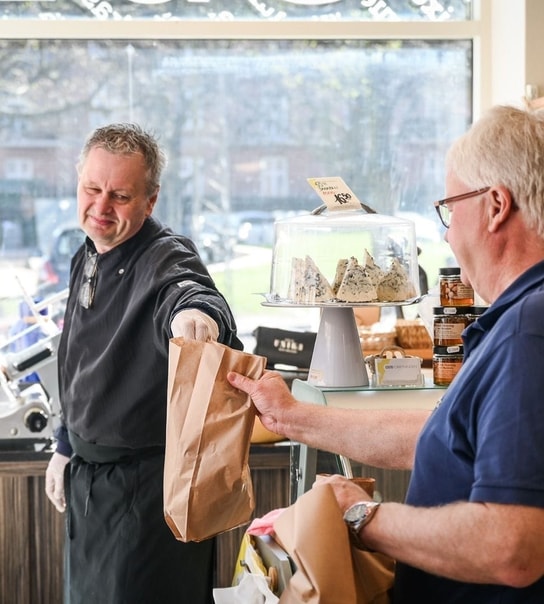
[268,207,420,305]
[287,251,415,303]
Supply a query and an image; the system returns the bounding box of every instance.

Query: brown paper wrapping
[274,484,394,603]
[163,337,266,542]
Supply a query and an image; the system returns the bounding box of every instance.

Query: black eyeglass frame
[433,187,490,228]
[79,252,98,309]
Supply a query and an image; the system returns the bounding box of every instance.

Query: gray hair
[77,123,167,197]
[446,105,544,237]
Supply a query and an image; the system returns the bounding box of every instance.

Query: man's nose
[94,192,114,212]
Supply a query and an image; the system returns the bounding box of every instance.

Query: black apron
[64,435,214,604]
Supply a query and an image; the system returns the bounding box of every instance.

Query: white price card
[307,176,362,212]
[375,357,423,386]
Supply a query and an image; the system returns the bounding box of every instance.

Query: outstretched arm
[227,370,429,470]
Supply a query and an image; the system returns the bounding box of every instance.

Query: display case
[263,204,422,388]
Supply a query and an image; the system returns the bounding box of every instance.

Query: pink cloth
[246,508,286,536]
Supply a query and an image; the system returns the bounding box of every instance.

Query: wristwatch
[343,501,380,548]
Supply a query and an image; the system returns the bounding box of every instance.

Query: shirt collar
[463,259,544,352]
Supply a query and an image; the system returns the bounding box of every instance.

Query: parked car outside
[235,211,275,247]
[190,212,238,265]
[37,224,86,295]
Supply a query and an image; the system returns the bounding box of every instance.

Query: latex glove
[45,451,70,513]
[171,309,219,342]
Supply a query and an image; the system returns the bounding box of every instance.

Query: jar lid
[433,306,487,315]
[438,266,461,276]
[433,345,464,355]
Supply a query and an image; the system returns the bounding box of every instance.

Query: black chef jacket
[55,216,242,455]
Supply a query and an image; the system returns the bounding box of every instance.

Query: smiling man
[45,123,242,604]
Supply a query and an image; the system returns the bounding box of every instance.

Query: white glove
[171,309,219,342]
[45,451,70,513]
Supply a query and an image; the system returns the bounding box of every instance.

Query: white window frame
[1,0,541,120]
[0,2,485,111]
[0,0,539,119]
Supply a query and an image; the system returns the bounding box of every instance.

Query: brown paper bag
[164,337,266,542]
[274,484,394,603]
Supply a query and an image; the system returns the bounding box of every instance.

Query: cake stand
[262,299,419,388]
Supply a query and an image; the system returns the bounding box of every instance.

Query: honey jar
[433,306,486,346]
[439,267,474,306]
[433,345,464,386]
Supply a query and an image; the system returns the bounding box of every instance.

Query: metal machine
[0,291,66,450]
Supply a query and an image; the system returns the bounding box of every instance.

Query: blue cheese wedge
[303,255,335,303]
[287,255,335,303]
[332,258,349,295]
[287,257,307,302]
[336,256,377,302]
[377,258,417,302]
[363,249,385,286]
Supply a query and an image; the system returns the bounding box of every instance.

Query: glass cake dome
[266,205,420,306]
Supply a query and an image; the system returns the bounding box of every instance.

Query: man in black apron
[45,123,243,603]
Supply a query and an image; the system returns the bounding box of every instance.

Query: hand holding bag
[274,483,394,603]
[164,337,266,542]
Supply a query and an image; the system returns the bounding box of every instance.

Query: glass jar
[439,267,474,306]
[433,345,464,386]
[433,306,486,346]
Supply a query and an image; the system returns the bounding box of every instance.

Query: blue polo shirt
[394,261,544,603]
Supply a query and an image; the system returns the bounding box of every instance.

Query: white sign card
[307,176,362,212]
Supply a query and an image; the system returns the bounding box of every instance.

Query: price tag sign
[307,176,362,212]
[374,357,423,386]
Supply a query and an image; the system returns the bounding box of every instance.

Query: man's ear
[146,188,160,217]
[488,185,514,231]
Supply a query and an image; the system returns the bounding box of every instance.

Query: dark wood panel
[28,476,65,603]
[0,471,64,604]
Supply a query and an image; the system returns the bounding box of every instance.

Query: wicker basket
[359,326,397,353]
[395,319,433,349]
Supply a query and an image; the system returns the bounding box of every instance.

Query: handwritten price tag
[307,176,362,212]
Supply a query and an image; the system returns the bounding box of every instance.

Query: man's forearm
[278,403,428,470]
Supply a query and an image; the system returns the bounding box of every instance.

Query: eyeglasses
[79,252,98,309]
[433,187,490,228]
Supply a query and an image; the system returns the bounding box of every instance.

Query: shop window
[0,0,477,344]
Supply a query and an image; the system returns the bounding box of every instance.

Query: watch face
[345,503,369,523]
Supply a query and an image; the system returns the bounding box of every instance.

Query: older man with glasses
[228,104,544,603]
[45,123,242,604]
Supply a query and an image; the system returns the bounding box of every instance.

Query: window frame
[0,0,491,118]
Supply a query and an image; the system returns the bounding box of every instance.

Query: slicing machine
[0,290,66,450]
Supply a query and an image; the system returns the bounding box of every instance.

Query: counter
[0,443,291,602]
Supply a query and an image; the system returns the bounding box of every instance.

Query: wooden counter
[0,451,64,604]
[0,443,291,603]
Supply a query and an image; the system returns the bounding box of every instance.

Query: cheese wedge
[377,258,417,302]
[332,258,349,295]
[303,255,335,303]
[363,249,385,286]
[336,257,377,302]
[287,255,335,303]
[287,257,306,302]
